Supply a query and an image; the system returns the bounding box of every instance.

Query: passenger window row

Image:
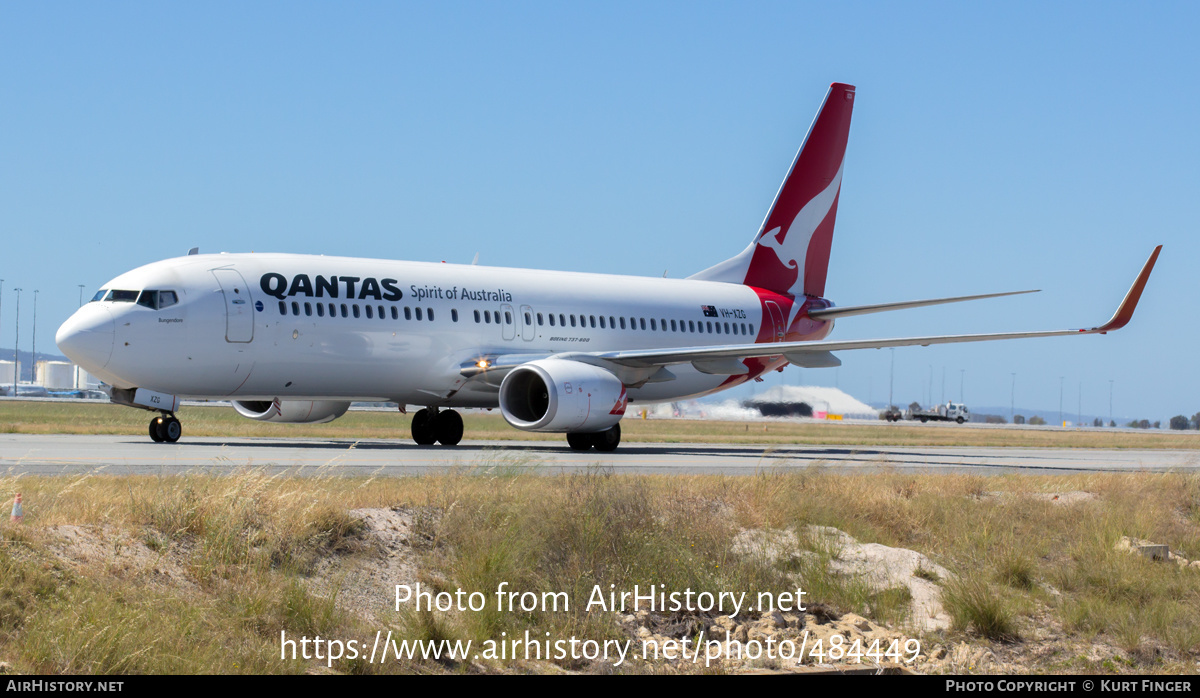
[532,311,753,337]
[277,301,436,322]
[275,301,755,338]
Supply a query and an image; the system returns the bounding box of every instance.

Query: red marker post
[10,493,22,523]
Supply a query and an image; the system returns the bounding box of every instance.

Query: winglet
[1090,245,1162,333]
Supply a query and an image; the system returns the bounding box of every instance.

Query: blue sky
[2,2,1197,421]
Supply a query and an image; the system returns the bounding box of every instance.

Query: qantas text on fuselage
[56,83,1161,450]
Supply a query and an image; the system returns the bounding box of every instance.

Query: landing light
[476,359,491,369]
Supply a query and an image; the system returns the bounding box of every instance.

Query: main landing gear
[148,413,182,443]
[410,407,464,446]
[566,423,621,452]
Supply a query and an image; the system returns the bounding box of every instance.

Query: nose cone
[56,305,115,372]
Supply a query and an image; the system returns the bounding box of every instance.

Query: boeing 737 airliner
[56,83,1161,451]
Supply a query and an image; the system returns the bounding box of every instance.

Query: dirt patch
[46,524,196,592]
[806,525,953,632]
[304,507,421,624]
[982,491,1100,505]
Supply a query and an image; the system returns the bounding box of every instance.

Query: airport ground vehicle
[907,402,970,424]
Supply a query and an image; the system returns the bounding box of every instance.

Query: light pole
[960,369,965,403]
[31,290,38,384]
[1011,372,1016,423]
[889,348,895,410]
[1078,381,1082,427]
[1109,379,1114,427]
[12,288,21,384]
[76,284,86,389]
[1059,376,1064,427]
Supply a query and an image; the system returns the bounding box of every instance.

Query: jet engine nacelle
[499,359,627,433]
[231,399,351,424]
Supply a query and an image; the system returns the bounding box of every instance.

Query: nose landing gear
[149,413,182,443]
[409,407,464,446]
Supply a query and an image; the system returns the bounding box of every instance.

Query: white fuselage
[57,253,815,408]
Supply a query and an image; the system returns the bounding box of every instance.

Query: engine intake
[499,359,626,433]
[231,399,351,424]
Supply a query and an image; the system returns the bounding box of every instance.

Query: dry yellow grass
[3,400,1198,449]
[0,465,1197,674]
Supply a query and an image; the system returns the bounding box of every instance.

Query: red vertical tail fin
[691,83,855,298]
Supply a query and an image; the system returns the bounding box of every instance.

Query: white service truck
[906,402,970,424]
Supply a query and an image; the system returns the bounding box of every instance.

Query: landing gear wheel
[163,417,182,443]
[149,418,165,443]
[411,408,437,445]
[593,423,621,452]
[566,433,594,451]
[435,410,464,446]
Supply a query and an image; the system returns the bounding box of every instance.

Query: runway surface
[2,434,1198,476]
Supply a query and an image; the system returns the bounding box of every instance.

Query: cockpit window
[90,289,108,302]
[109,290,139,303]
[135,290,180,310]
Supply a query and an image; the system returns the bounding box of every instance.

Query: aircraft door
[519,305,535,341]
[764,300,786,342]
[500,303,517,341]
[212,269,254,343]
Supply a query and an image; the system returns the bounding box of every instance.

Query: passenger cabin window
[537,313,544,325]
[352,305,360,318]
[365,305,374,319]
[392,307,399,320]
[428,308,435,321]
[415,307,423,321]
[452,309,459,322]
[305,302,313,317]
[474,310,481,323]
[317,304,325,318]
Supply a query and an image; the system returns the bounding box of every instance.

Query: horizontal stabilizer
[807,289,1039,320]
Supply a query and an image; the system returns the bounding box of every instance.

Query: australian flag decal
[701,305,719,317]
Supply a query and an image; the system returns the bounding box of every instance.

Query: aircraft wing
[557,246,1161,377]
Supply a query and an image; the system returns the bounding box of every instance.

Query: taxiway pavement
[2,434,1197,476]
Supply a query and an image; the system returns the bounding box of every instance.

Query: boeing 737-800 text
[55,83,1161,450]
